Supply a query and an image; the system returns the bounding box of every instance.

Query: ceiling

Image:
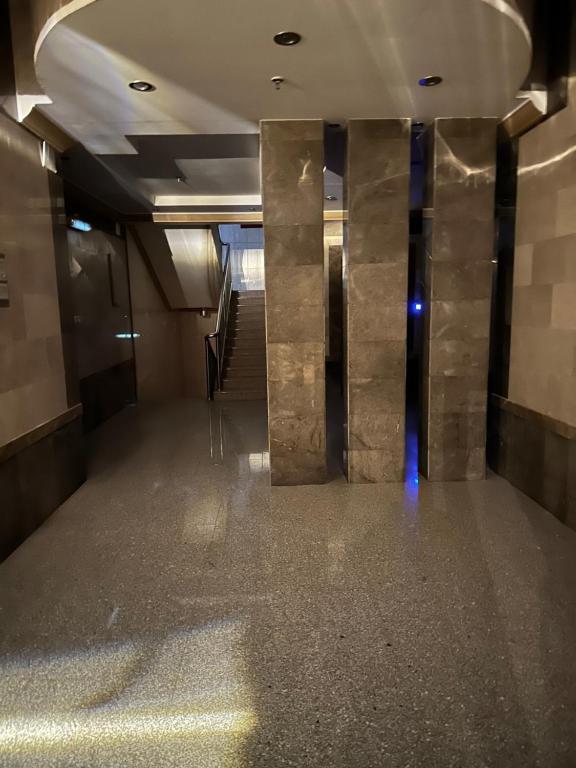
[34,0,532,213]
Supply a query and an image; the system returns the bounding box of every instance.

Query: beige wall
[128,229,217,401]
[509,78,576,428]
[0,110,68,446]
[67,227,133,379]
[180,313,215,398]
[127,231,184,401]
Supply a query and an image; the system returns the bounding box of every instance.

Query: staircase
[214,291,267,401]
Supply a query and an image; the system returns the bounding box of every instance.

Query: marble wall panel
[488,396,576,531]
[261,120,326,485]
[344,119,410,483]
[422,118,497,481]
[508,77,576,429]
[0,109,68,447]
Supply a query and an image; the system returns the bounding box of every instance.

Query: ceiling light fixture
[129,80,156,92]
[418,75,443,87]
[274,31,301,46]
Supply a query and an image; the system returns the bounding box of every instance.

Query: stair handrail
[205,241,232,400]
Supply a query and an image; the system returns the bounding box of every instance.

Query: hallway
[0,401,575,767]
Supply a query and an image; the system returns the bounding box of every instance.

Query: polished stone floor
[0,399,575,767]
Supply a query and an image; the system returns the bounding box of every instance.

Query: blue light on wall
[412,301,423,314]
[69,218,92,232]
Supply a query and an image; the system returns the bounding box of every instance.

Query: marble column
[344,119,411,482]
[421,118,497,481]
[261,120,326,485]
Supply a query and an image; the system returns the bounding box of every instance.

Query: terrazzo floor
[0,399,575,767]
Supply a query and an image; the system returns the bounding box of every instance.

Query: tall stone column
[261,120,326,485]
[421,118,497,481]
[345,119,411,482]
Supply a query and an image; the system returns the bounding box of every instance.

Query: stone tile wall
[345,119,410,482]
[0,110,68,446]
[509,77,576,429]
[261,120,326,485]
[421,118,497,481]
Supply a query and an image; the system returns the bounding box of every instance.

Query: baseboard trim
[0,413,86,561]
[488,395,576,530]
[0,404,83,465]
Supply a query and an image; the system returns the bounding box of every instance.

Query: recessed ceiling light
[274,31,301,46]
[418,75,443,87]
[129,80,156,92]
[325,195,337,201]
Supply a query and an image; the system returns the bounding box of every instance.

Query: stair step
[225,362,266,371]
[226,342,266,351]
[232,307,265,317]
[226,350,266,358]
[225,350,266,359]
[222,379,267,391]
[224,368,266,383]
[225,362,267,371]
[225,370,266,379]
[225,375,267,382]
[217,291,267,403]
[232,308,265,315]
[214,390,267,402]
[228,331,266,341]
[234,297,265,304]
[230,321,265,329]
[233,304,265,313]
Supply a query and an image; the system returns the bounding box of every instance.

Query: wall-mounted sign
[69,218,92,232]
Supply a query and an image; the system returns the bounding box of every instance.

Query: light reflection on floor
[0,399,575,767]
[0,622,256,766]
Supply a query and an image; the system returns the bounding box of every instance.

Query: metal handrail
[205,242,232,399]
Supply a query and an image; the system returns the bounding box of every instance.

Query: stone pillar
[421,118,497,481]
[344,119,411,482]
[261,120,326,485]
